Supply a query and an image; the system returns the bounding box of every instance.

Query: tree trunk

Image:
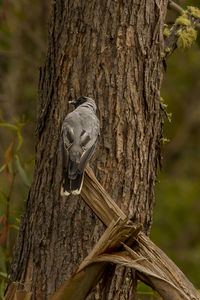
[9,0,168,299]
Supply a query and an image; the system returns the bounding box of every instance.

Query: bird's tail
[68,159,79,180]
[61,144,84,196]
[60,172,84,196]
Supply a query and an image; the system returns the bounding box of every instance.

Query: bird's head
[69,96,96,111]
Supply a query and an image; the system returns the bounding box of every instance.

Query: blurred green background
[151,0,200,290]
[0,0,199,298]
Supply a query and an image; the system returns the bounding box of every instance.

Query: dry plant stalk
[49,219,140,300]
[49,166,200,300]
[6,166,200,300]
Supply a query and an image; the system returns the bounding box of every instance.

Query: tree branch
[6,166,200,300]
[49,219,140,300]
[168,0,200,30]
[49,166,200,300]
[164,2,200,59]
[168,0,184,15]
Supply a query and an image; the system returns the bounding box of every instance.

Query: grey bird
[61,96,100,196]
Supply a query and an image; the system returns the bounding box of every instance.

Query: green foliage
[15,155,31,187]
[175,14,191,26]
[166,2,200,50]
[0,1,46,297]
[188,6,200,18]
[165,47,171,53]
[160,97,167,109]
[160,52,165,58]
[0,119,24,151]
[163,26,170,37]
[0,117,33,298]
[152,45,200,288]
[152,175,200,287]
[160,137,170,145]
[177,27,197,48]
[0,279,6,300]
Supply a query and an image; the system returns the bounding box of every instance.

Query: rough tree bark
[9,0,168,299]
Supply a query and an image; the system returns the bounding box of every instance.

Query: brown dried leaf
[0,224,8,245]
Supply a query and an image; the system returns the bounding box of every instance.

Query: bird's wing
[62,108,100,172]
[61,139,69,170]
[61,106,100,196]
[78,135,99,173]
[62,114,75,150]
[61,112,77,183]
[78,112,100,173]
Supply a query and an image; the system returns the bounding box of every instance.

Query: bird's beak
[69,100,75,105]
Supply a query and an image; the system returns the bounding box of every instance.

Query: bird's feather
[61,97,100,196]
[78,137,99,173]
